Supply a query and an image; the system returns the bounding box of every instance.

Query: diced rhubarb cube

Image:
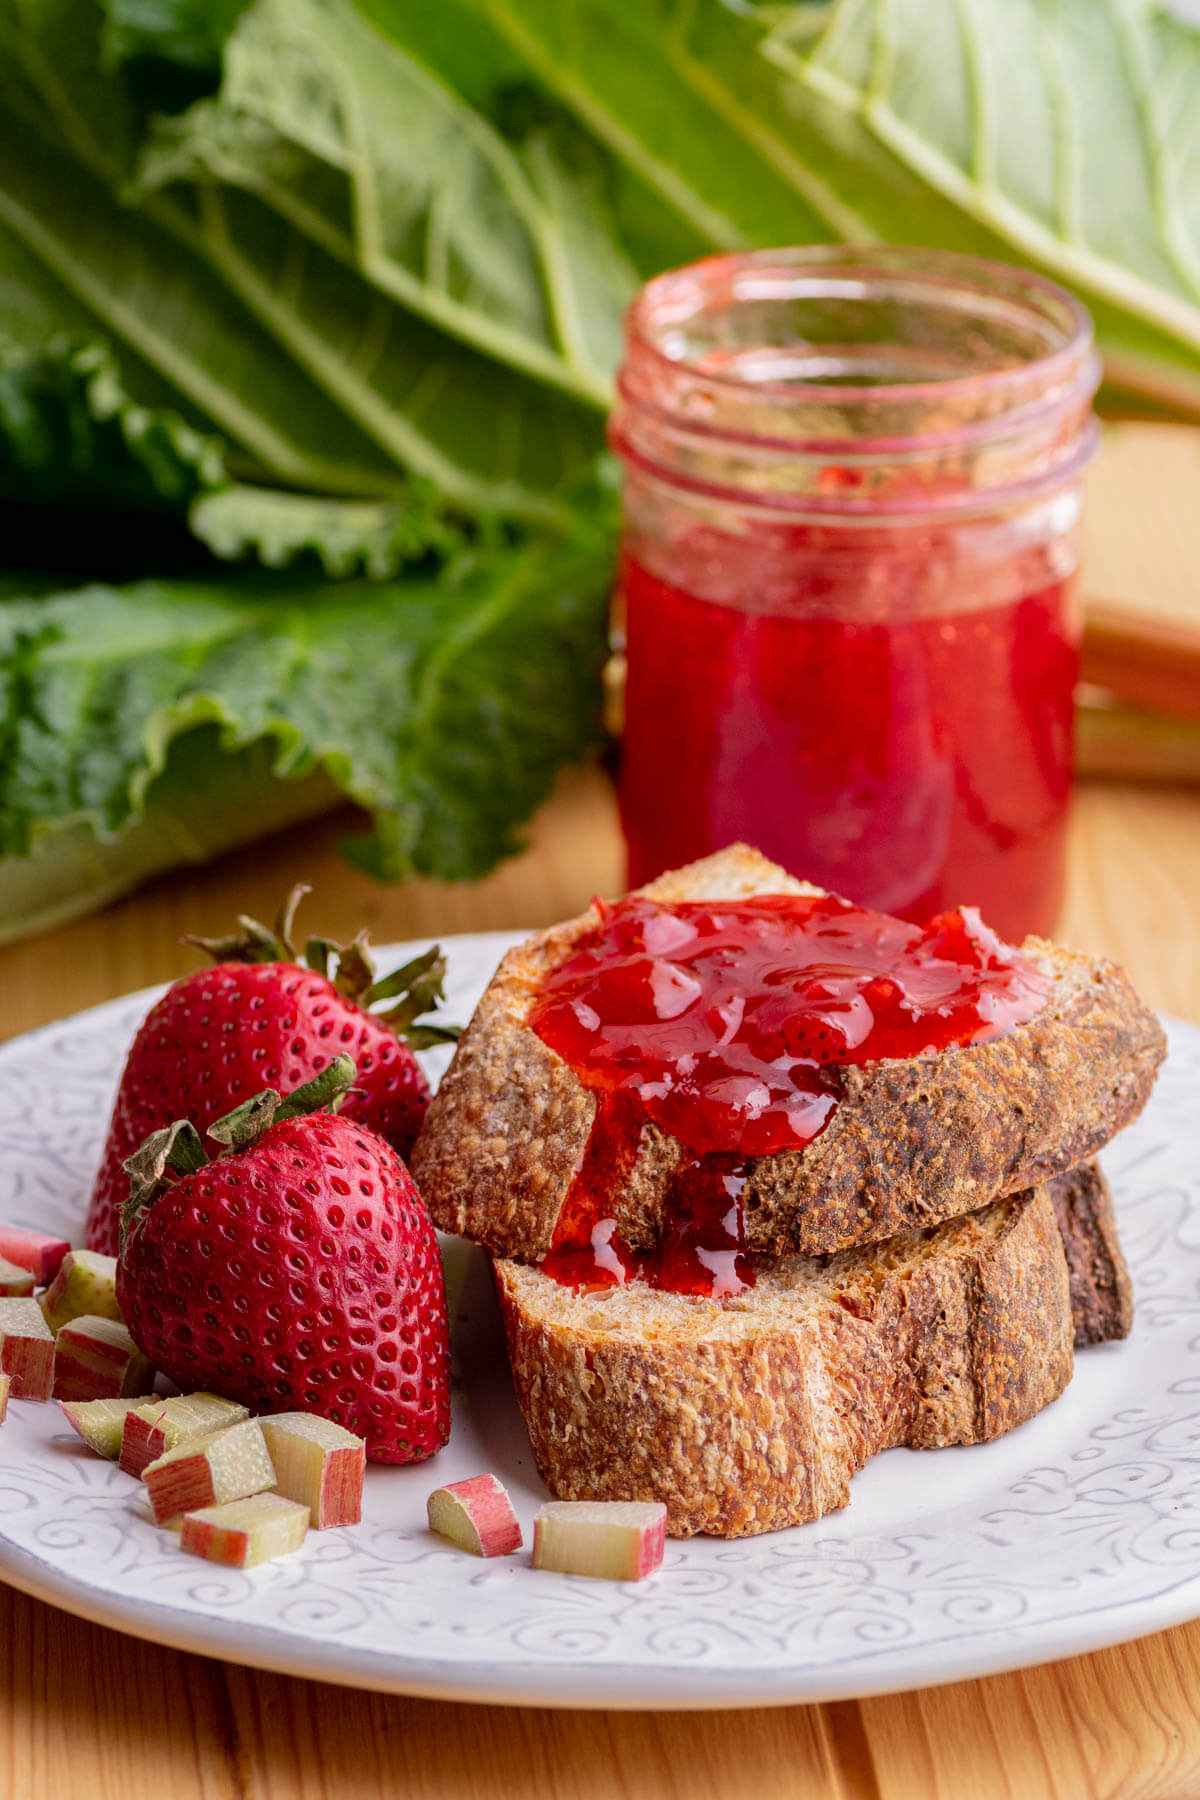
[0,1227,71,1286]
[258,1413,365,1529]
[41,1251,121,1334]
[532,1501,667,1581]
[52,1316,155,1403]
[0,1372,9,1423]
[0,1255,35,1298]
[143,1420,276,1527]
[427,1474,523,1558]
[59,1396,153,1459]
[181,1493,309,1569]
[0,1297,55,1401]
[120,1393,250,1477]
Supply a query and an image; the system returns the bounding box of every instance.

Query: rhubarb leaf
[189,484,461,579]
[761,0,1200,418]
[134,0,639,408]
[0,0,609,518]
[375,0,1200,422]
[101,0,251,84]
[0,728,336,946]
[0,336,460,578]
[0,30,401,496]
[364,0,854,251]
[0,337,226,510]
[0,530,612,879]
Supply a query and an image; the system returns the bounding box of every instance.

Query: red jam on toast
[530,893,1050,1297]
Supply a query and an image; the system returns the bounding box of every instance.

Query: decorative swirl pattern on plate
[1,936,1199,1704]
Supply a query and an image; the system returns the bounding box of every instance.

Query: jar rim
[613,364,1091,460]
[624,244,1096,415]
[611,412,1100,522]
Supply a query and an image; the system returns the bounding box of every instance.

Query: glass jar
[609,245,1100,942]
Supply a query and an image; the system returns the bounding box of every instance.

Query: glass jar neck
[610,247,1100,522]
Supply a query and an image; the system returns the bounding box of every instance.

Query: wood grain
[3,421,1200,1800]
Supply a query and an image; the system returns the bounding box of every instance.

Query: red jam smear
[531,893,1050,1297]
[619,551,1078,944]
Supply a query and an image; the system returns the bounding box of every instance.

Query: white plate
[0,931,1198,1710]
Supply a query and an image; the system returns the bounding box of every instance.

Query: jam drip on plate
[530,892,1051,1297]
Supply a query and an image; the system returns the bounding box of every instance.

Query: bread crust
[495,1184,1075,1538]
[413,846,1166,1259]
[1046,1163,1134,1347]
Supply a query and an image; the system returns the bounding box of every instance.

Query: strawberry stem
[275,884,312,957]
[275,1055,358,1121]
[182,884,311,965]
[332,933,375,1003]
[206,1091,284,1154]
[180,889,457,1039]
[121,1120,209,1247]
[305,936,336,978]
[207,1055,359,1152]
[119,1060,360,1255]
[366,947,460,1045]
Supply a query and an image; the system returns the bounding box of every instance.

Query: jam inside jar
[530,891,1051,1295]
[610,247,1100,945]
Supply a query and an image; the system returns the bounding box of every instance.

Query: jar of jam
[609,246,1100,943]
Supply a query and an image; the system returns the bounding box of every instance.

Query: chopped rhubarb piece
[52,1316,155,1403]
[0,1255,35,1298]
[59,1396,153,1458]
[42,1250,121,1334]
[120,1393,250,1477]
[0,1297,55,1401]
[258,1413,365,1529]
[0,1227,70,1286]
[143,1419,276,1526]
[0,1372,9,1422]
[181,1493,310,1569]
[428,1475,523,1558]
[532,1501,667,1581]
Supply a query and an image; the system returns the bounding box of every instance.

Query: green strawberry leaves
[121,1052,360,1242]
[181,887,461,1044]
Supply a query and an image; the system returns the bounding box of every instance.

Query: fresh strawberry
[85,888,457,1256]
[116,1056,451,1464]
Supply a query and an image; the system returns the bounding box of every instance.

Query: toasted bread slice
[413,845,1165,1260]
[1048,1162,1133,1347]
[496,1181,1076,1538]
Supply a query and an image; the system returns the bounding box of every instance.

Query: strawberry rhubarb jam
[610,247,1099,945]
[530,892,1050,1297]
[620,555,1077,943]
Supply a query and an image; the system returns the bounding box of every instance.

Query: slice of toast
[1048,1161,1133,1347]
[412,845,1165,1260]
[496,1178,1081,1539]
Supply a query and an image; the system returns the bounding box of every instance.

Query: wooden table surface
[3,424,1200,1799]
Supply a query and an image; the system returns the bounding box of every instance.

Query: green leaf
[374,0,1200,421]
[134,0,640,409]
[761,0,1200,418]
[0,335,460,578]
[190,483,461,578]
[0,725,336,946]
[365,0,855,250]
[0,21,402,495]
[0,0,608,519]
[0,531,612,882]
[355,0,710,281]
[0,336,225,509]
[101,0,251,81]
